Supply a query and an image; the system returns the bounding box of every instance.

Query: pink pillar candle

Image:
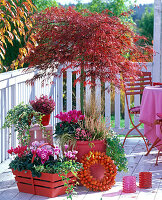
[139,172,152,188]
[123,176,136,193]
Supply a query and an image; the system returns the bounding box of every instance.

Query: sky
[57,0,154,6]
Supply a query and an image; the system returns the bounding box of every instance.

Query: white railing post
[1,89,5,162]
[115,87,120,129]
[105,82,111,128]
[124,96,130,129]
[86,77,91,110]
[76,72,81,111]
[153,0,161,82]
[95,78,101,113]
[0,90,2,163]
[11,85,16,148]
[66,68,72,111]
[58,74,63,114]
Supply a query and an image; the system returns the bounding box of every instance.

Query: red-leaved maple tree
[24,7,153,87]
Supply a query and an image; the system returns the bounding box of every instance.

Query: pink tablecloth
[139,86,162,150]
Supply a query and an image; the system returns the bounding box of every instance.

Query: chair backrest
[124,72,152,96]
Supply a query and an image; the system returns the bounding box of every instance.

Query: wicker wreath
[78,151,117,191]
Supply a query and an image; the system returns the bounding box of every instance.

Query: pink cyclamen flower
[64,144,69,150]
[64,151,72,158]
[72,150,78,155]
[54,150,60,156]
[71,155,76,159]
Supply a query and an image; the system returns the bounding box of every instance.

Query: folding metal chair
[153,82,162,86]
[123,72,152,151]
[153,113,162,165]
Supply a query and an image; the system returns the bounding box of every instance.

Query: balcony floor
[0,138,162,200]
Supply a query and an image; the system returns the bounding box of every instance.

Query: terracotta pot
[41,114,51,126]
[75,140,106,162]
[12,169,76,198]
[74,140,106,181]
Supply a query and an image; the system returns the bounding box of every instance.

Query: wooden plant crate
[12,169,76,198]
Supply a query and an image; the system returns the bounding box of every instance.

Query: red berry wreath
[78,151,117,191]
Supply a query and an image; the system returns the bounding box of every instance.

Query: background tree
[138,7,154,45]
[24,7,153,112]
[32,0,58,12]
[132,3,153,25]
[0,0,36,72]
[75,0,132,17]
[0,0,58,73]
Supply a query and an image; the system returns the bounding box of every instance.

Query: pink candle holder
[123,176,136,193]
[139,172,152,188]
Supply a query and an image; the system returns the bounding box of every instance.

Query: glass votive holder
[139,172,152,188]
[123,176,136,193]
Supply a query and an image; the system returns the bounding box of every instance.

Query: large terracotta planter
[41,114,51,126]
[12,169,76,198]
[74,140,107,181]
[75,140,106,162]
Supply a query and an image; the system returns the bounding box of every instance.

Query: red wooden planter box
[12,169,76,198]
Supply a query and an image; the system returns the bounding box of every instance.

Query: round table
[139,86,162,150]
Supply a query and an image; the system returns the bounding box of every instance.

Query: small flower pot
[12,169,76,198]
[41,114,51,126]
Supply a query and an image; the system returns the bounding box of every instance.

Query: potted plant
[8,141,82,198]
[55,110,85,148]
[30,95,55,126]
[2,103,41,146]
[55,109,128,173]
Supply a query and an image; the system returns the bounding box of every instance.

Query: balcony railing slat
[115,87,120,129]
[105,82,111,128]
[66,69,72,111]
[95,78,101,113]
[86,77,91,110]
[125,95,130,129]
[76,73,81,111]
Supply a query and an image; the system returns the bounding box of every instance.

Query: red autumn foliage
[24,7,153,87]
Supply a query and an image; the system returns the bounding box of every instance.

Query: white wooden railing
[0,63,153,163]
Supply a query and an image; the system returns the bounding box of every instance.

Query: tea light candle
[123,176,136,193]
[139,172,152,188]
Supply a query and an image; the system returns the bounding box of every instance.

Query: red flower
[30,95,55,115]
[55,110,84,123]
[7,145,28,158]
[7,147,13,154]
